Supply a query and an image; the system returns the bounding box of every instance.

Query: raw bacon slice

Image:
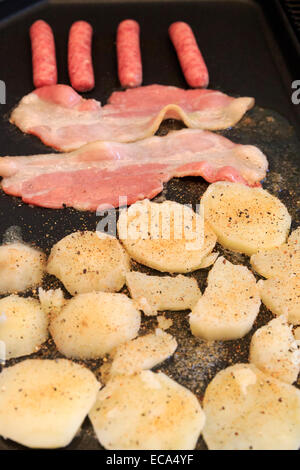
[10,84,254,152]
[0,129,268,211]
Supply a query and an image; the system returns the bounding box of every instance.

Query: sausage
[169,22,209,88]
[117,19,142,88]
[68,21,95,92]
[30,20,57,88]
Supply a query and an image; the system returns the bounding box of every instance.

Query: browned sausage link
[117,19,142,88]
[68,21,95,92]
[169,22,209,88]
[30,20,57,88]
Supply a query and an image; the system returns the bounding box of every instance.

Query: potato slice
[197,251,219,269]
[50,292,141,359]
[157,315,173,330]
[0,359,99,448]
[89,371,205,450]
[109,329,177,377]
[249,315,300,384]
[118,199,217,273]
[47,231,130,295]
[294,327,300,341]
[0,295,48,359]
[258,275,300,325]
[0,242,46,294]
[189,257,260,340]
[201,182,291,255]
[251,227,300,278]
[126,271,201,315]
[202,363,300,450]
[38,287,65,318]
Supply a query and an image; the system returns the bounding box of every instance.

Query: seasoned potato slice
[0,359,100,448]
[203,363,300,450]
[189,257,260,340]
[294,327,300,341]
[38,287,65,318]
[47,231,130,295]
[89,371,205,450]
[258,275,300,325]
[109,329,177,377]
[0,242,46,294]
[249,315,300,384]
[201,182,291,255]
[251,227,300,278]
[118,199,217,273]
[126,271,201,315]
[50,292,141,359]
[0,295,48,359]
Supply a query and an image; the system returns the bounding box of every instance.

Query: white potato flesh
[98,361,112,385]
[109,329,177,377]
[189,257,260,340]
[118,199,217,273]
[47,231,130,295]
[197,251,219,269]
[294,327,300,341]
[89,371,205,450]
[0,359,100,449]
[201,182,291,255]
[0,295,48,359]
[157,315,173,330]
[38,287,65,318]
[50,292,141,359]
[258,275,300,325]
[249,315,300,384]
[126,271,201,315]
[251,227,300,278]
[203,363,300,450]
[0,242,46,294]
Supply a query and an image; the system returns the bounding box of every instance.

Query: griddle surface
[0,1,299,450]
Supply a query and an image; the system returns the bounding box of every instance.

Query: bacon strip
[10,84,254,152]
[0,129,268,211]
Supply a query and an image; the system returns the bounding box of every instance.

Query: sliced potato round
[118,199,217,273]
[157,315,173,330]
[201,182,291,255]
[189,257,260,340]
[249,315,300,384]
[47,231,130,295]
[38,287,65,318]
[294,327,300,341]
[251,227,300,278]
[0,295,48,359]
[109,329,177,377]
[203,363,300,450]
[126,271,201,315]
[0,242,46,294]
[0,359,100,448]
[89,371,205,450]
[258,275,300,325]
[50,292,141,359]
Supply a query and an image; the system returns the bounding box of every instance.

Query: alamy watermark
[95,196,205,251]
[0,81,5,104]
[292,80,300,105]
[0,312,6,365]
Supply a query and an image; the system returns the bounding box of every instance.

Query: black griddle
[0,0,299,451]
